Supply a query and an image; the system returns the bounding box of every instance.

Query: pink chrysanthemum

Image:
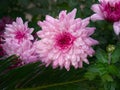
[2,39,38,64]
[91,0,120,35]
[4,17,34,42]
[2,17,39,66]
[35,9,98,71]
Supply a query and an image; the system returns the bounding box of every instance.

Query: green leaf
[0,61,41,89]
[84,72,98,80]
[111,43,120,63]
[0,55,17,73]
[108,65,120,77]
[102,74,113,82]
[0,57,90,90]
[88,63,108,76]
[95,48,108,63]
[103,82,116,90]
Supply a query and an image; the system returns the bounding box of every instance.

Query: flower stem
[108,53,111,64]
[17,79,86,90]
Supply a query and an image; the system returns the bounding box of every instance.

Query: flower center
[101,2,120,22]
[15,31,26,40]
[55,32,75,50]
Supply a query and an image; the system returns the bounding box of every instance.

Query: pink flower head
[91,0,120,22]
[2,17,39,66]
[35,9,98,71]
[2,39,39,64]
[91,0,120,35]
[4,17,34,42]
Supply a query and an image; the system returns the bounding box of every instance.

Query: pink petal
[65,61,70,71]
[91,14,104,21]
[46,15,55,24]
[113,21,120,35]
[81,17,90,27]
[53,60,59,68]
[37,21,43,27]
[59,10,67,20]
[67,8,77,20]
[83,58,89,64]
[91,4,101,13]
[78,61,83,68]
[16,17,23,25]
[86,27,96,36]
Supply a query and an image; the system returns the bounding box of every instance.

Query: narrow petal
[91,4,101,13]
[37,21,43,27]
[86,27,96,36]
[65,61,70,71]
[59,10,67,20]
[91,14,104,21]
[81,17,90,27]
[16,17,23,25]
[67,8,77,20]
[46,15,55,24]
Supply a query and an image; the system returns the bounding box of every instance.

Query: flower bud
[106,44,115,53]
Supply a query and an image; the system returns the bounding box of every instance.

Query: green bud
[106,44,115,53]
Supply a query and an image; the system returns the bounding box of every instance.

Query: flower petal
[59,10,67,20]
[91,4,101,13]
[67,8,77,20]
[91,14,104,21]
[113,21,120,35]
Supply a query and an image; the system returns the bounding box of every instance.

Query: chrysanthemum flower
[2,17,38,66]
[91,0,120,35]
[4,17,34,42]
[35,9,98,71]
[2,39,38,64]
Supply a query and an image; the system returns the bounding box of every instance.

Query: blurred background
[0,0,95,19]
[0,0,96,31]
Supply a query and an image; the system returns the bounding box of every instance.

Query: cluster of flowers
[2,18,39,65]
[0,0,120,71]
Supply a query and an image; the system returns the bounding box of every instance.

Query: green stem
[108,53,111,64]
[17,79,86,90]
